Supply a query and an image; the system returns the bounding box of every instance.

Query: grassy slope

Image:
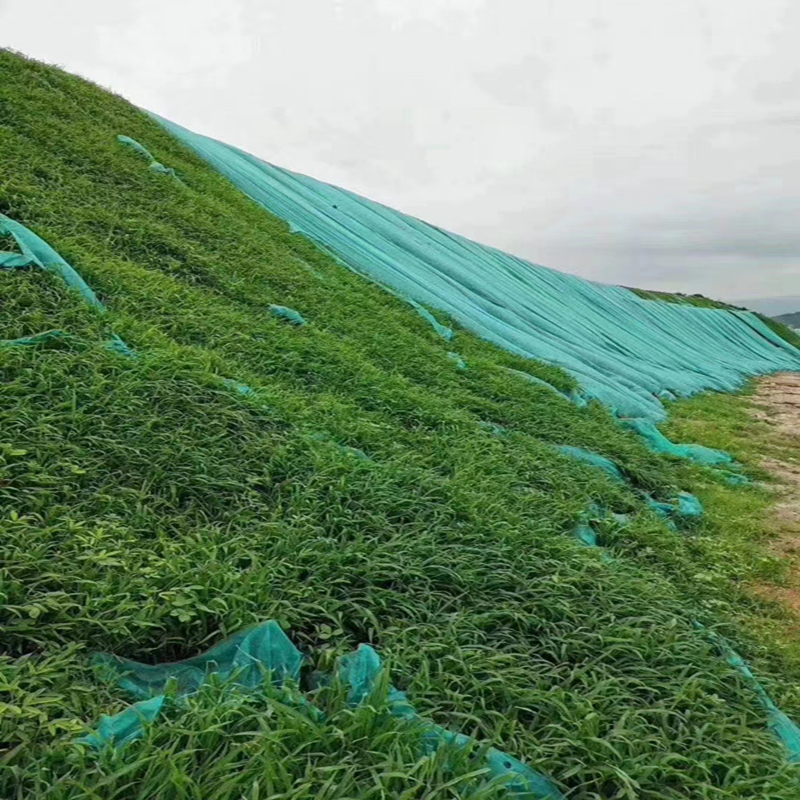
[1,50,799,798]
[663,383,800,662]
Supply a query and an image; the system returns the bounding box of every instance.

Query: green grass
[2,49,800,798]
[629,288,742,311]
[663,383,800,666]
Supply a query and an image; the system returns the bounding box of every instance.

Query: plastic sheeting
[79,621,303,748]
[117,135,179,178]
[81,622,564,798]
[340,643,565,799]
[0,214,134,355]
[0,214,104,310]
[618,417,731,466]
[700,626,800,763]
[152,115,800,423]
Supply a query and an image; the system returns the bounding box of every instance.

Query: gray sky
[2,0,799,301]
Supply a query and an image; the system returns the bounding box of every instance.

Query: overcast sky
[2,0,799,302]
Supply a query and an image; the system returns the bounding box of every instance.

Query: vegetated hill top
[2,48,800,800]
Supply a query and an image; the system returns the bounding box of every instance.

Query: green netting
[81,624,562,797]
[676,492,704,517]
[94,621,304,700]
[338,644,565,799]
[307,431,371,461]
[619,417,732,465]
[106,333,136,357]
[0,214,134,355]
[0,213,104,310]
[0,330,69,349]
[221,378,257,397]
[644,491,704,523]
[79,696,166,750]
[506,368,588,408]
[152,114,800,426]
[268,304,307,326]
[79,621,304,748]
[572,519,599,548]
[479,420,508,437]
[556,445,625,483]
[409,300,455,341]
[117,134,178,178]
[564,525,799,763]
[447,351,468,370]
[0,251,36,268]
[556,446,704,529]
[700,626,800,763]
[571,506,623,563]
[720,470,751,486]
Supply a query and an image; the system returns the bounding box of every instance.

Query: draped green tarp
[152,115,800,423]
[80,622,564,799]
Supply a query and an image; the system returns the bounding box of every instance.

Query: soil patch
[750,373,800,610]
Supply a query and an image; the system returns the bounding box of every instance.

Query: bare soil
[750,373,800,612]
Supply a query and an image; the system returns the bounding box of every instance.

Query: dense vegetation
[2,50,800,798]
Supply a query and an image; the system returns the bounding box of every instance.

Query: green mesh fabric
[0,330,69,349]
[408,300,454,341]
[93,621,304,701]
[81,625,563,797]
[645,492,704,524]
[117,134,178,178]
[556,446,704,530]
[0,213,104,310]
[700,627,800,763]
[307,432,371,461]
[0,214,135,357]
[79,621,304,749]
[268,304,307,326]
[79,696,165,750]
[572,519,600,548]
[720,471,750,486]
[0,251,36,268]
[221,378,257,397]
[338,644,565,800]
[151,113,800,426]
[556,445,626,484]
[618,418,732,466]
[479,420,508,437]
[447,351,468,370]
[506,369,588,408]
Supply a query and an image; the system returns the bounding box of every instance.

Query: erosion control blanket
[153,115,800,422]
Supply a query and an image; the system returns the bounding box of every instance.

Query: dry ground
[751,373,800,612]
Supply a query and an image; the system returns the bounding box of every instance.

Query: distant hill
[732,296,800,316]
[775,310,800,328]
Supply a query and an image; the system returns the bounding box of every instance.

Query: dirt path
[750,373,800,611]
